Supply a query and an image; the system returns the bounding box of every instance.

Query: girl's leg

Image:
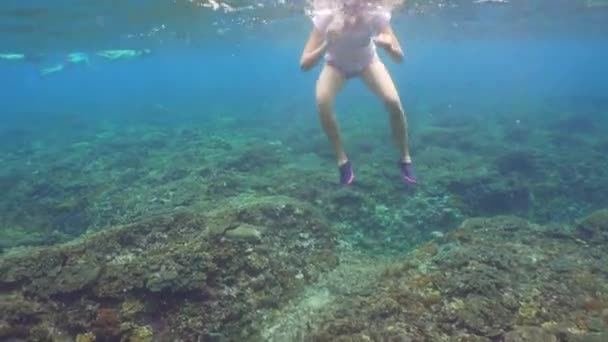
[316,64,348,165]
[360,59,412,163]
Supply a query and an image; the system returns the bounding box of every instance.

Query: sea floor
[1,95,608,340]
[2,95,607,252]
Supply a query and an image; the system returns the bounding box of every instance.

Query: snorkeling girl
[300,0,416,185]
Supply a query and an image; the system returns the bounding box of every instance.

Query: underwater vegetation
[2,203,608,340]
[0,195,337,341]
[1,9,607,339]
[1,97,607,252]
[1,100,608,341]
[306,211,608,341]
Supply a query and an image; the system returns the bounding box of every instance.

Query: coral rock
[503,326,557,342]
[577,209,608,243]
[224,224,263,242]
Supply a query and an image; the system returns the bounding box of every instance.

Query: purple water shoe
[399,161,417,184]
[339,160,355,185]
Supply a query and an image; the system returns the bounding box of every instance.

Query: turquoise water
[1,0,608,247]
[2,1,608,340]
[2,1,608,248]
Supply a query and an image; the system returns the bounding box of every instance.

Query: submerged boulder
[308,213,608,341]
[503,326,557,342]
[223,223,264,242]
[0,195,337,341]
[576,209,608,244]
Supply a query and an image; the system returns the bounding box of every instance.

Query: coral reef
[307,211,608,341]
[2,101,608,253]
[1,91,607,341]
[4,207,606,341]
[0,195,337,341]
[576,209,608,244]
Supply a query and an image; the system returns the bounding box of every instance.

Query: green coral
[31,259,101,296]
[120,299,144,320]
[0,228,49,251]
[75,332,95,342]
[0,195,337,340]
[0,293,42,322]
[517,301,542,325]
[122,324,153,342]
[577,209,608,243]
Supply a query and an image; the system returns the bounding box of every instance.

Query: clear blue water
[1,0,608,247]
[3,1,607,119]
[2,1,608,340]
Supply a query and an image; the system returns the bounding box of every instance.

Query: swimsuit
[312,8,391,78]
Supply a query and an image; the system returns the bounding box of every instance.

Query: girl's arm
[300,29,328,71]
[374,25,404,63]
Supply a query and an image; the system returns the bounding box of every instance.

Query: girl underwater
[300,0,416,185]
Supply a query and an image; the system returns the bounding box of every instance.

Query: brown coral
[90,308,121,341]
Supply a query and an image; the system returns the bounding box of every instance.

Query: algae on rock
[0,195,337,341]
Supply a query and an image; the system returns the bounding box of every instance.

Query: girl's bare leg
[316,64,348,165]
[360,59,411,163]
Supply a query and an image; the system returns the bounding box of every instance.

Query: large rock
[0,195,337,341]
[308,213,608,341]
[577,209,608,243]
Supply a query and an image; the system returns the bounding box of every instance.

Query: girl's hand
[373,32,393,50]
[374,26,405,63]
